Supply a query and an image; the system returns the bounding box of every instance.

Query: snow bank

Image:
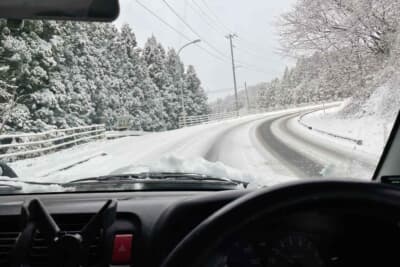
[300,102,393,158]
[360,81,400,121]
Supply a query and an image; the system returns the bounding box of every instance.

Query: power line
[174,1,269,69]
[236,61,271,75]
[134,0,227,63]
[135,0,273,77]
[193,0,275,70]
[135,0,192,41]
[197,0,233,33]
[188,0,226,35]
[161,0,231,61]
[192,0,268,61]
[236,36,272,54]
[235,44,273,62]
[188,1,272,66]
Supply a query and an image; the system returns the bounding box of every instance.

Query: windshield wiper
[63,174,138,184]
[63,172,249,188]
[0,178,60,193]
[0,183,23,192]
[144,172,249,187]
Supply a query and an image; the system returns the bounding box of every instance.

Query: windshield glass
[0,0,399,193]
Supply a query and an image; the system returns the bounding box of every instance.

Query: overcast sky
[115,0,295,101]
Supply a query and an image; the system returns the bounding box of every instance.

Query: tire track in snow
[204,117,266,162]
[256,113,324,178]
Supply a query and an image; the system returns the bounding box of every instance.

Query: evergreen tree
[165,48,185,129]
[184,65,208,116]
[0,21,209,133]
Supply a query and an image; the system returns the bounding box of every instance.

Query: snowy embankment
[297,98,395,164]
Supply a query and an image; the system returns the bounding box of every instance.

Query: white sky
[115,0,295,101]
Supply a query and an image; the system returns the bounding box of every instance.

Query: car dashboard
[209,210,400,267]
[0,189,399,267]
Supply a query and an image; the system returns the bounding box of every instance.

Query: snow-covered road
[261,113,377,179]
[11,103,374,186]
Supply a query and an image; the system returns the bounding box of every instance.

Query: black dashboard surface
[1,188,400,267]
[0,190,249,267]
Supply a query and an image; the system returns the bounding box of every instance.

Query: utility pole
[244,82,250,111]
[226,33,239,116]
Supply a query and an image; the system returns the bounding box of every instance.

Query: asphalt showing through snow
[256,113,325,178]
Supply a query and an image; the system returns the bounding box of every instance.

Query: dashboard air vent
[29,214,101,267]
[0,216,20,266]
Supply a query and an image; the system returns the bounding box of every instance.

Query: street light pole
[177,39,201,120]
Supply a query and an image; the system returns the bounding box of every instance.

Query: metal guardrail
[298,110,363,146]
[0,124,106,162]
[106,130,146,140]
[178,102,331,128]
[179,111,239,128]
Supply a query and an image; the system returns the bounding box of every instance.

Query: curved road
[204,110,376,179]
[13,105,376,183]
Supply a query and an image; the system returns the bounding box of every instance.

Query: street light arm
[177,39,201,56]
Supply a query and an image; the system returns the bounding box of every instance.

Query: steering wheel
[161,180,400,267]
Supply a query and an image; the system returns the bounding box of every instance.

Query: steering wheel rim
[161,180,400,267]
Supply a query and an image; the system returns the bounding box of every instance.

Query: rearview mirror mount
[0,0,119,22]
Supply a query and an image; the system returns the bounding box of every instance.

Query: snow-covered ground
[10,113,277,186]
[287,115,376,179]
[10,104,332,188]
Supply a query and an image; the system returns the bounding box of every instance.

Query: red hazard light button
[112,234,133,265]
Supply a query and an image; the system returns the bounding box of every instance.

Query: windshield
[0,0,399,194]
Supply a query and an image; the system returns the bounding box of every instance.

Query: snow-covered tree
[0,21,209,133]
[184,65,208,116]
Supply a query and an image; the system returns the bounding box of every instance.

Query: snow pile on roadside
[10,139,112,180]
